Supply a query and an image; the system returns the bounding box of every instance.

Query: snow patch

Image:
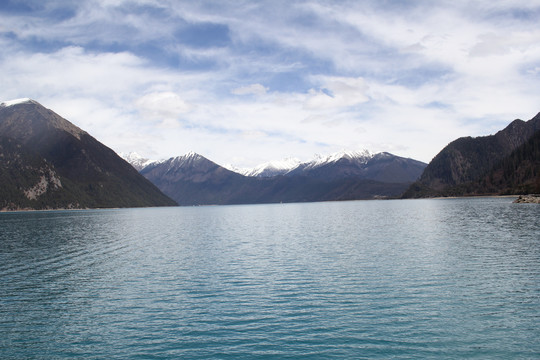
[120,152,157,171]
[163,152,205,171]
[184,151,200,159]
[224,163,249,175]
[303,149,372,170]
[243,157,301,177]
[0,98,34,107]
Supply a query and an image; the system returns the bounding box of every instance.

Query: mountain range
[3,98,538,209]
[133,110,540,204]
[0,99,176,210]
[403,112,540,197]
[132,150,426,205]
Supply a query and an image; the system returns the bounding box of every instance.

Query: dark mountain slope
[362,152,427,183]
[403,112,540,198]
[0,99,176,209]
[474,129,540,195]
[0,136,74,209]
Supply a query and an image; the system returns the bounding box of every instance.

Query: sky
[1,0,540,168]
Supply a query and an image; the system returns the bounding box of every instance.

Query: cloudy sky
[1,0,539,167]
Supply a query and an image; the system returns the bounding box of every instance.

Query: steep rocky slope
[0,99,176,210]
[403,112,540,198]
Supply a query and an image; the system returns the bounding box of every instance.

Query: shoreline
[0,194,526,213]
[427,194,519,200]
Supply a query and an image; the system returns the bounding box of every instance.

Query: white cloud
[304,76,370,110]
[1,1,539,168]
[241,130,267,139]
[135,92,193,120]
[231,83,268,96]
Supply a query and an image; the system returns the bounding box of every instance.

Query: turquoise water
[1,198,539,359]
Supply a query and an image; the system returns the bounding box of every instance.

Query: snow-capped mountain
[236,150,371,178]
[141,151,240,183]
[285,149,426,182]
[285,149,373,179]
[139,152,249,205]
[163,152,225,176]
[242,157,302,177]
[223,163,248,175]
[165,151,205,169]
[120,152,156,171]
[133,148,426,205]
[301,149,372,171]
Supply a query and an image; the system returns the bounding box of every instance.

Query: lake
[1,198,539,359]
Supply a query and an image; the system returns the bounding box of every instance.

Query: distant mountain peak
[120,151,157,171]
[140,151,238,188]
[0,98,37,107]
[0,97,86,140]
[305,149,372,170]
[242,157,302,177]
[183,151,203,160]
[159,152,210,173]
[224,163,249,175]
[170,151,205,163]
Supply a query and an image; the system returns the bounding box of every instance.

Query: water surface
[1,198,539,358]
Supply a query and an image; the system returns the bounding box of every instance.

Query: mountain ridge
[135,150,426,205]
[127,148,422,179]
[402,112,540,198]
[0,99,177,210]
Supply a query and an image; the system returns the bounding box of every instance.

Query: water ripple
[1,199,539,358]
